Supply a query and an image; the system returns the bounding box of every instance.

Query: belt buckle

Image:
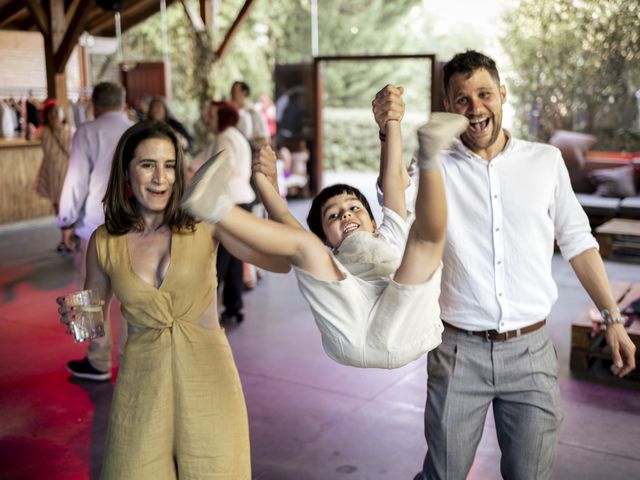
[502,328,522,341]
[485,330,492,341]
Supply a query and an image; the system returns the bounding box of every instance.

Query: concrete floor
[1,171,640,479]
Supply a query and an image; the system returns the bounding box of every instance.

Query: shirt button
[495,227,500,232]
[497,260,502,265]
[498,292,503,297]
[493,194,498,199]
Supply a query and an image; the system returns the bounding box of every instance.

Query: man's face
[445,68,506,155]
[230,84,246,106]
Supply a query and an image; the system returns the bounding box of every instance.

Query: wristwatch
[599,306,626,329]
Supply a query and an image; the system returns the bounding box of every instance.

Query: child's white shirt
[293,205,443,369]
[334,206,409,283]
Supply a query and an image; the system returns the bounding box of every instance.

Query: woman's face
[205,104,219,133]
[148,101,166,121]
[47,105,64,127]
[127,137,176,215]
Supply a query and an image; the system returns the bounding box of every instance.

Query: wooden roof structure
[0,0,179,37]
[0,0,256,101]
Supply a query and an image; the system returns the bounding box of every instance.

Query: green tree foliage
[109,0,500,168]
[117,3,199,127]
[503,0,640,150]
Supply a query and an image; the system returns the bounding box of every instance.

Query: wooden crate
[595,219,640,258]
[570,282,640,384]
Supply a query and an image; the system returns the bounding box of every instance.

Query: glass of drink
[64,289,105,343]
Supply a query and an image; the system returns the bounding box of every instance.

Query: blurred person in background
[58,82,133,381]
[190,100,254,323]
[230,81,271,147]
[133,95,151,122]
[34,99,74,252]
[231,82,272,289]
[256,94,277,139]
[147,96,195,154]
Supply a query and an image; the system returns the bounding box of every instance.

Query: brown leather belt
[443,320,546,342]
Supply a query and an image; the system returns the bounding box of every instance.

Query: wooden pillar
[311,59,324,195]
[78,42,91,100]
[50,0,67,103]
[215,0,257,62]
[26,0,91,101]
[200,0,216,33]
[431,60,445,112]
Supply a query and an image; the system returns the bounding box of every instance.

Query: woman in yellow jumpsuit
[58,121,289,479]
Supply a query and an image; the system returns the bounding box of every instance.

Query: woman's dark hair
[148,96,194,151]
[147,96,173,121]
[443,50,501,95]
[306,183,374,243]
[103,121,196,235]
[212,100,240,132]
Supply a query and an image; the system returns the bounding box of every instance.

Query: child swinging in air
[182,87,468,368]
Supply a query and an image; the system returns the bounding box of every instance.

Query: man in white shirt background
[373,50,636,480]
[58,82,133,381]
[230,80,271,147]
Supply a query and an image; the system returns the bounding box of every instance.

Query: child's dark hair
[306,183,374,243]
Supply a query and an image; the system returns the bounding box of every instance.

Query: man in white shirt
[58,82,133,381]
[373,51,636,480]
[230,80,270,146]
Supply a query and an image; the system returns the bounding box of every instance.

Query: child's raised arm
[372,85,411,220]
[252,146,305,230]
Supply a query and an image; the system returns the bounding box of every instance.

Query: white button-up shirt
[57,111,133,240]
[389,133,598,332]
[190,126,255,206]
[430,134,598,332]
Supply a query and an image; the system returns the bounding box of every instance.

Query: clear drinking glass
[64,289,105,343]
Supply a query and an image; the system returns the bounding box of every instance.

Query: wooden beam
[199,0,216,30]
[25,0,49,35]
[85,8,118,34]
[50,0,65,51]
[64,0,82,27]
[0,0,25,29]
[216,0,257,62]
[8,17,40,32]
[44,36,57,99]
[78,43,91,99]
[87,0,178,37]
[183,0,206,32]
[54,0,93,73]
[181,0,215,64]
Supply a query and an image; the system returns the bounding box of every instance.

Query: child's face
[321,192,375,249]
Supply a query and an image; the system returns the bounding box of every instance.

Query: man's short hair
[232,81,251,97]
[443,50,501,95]
[91,82,125,109]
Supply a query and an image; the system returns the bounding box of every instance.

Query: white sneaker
[416,113,469,169]
[181,150,234,223]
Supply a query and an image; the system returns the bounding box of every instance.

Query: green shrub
[323,108,425,171]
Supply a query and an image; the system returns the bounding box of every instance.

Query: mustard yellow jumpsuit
[95,224,250,479]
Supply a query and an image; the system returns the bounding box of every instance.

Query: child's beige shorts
[294,259,443,369]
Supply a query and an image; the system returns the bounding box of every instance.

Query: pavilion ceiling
[0,0,179,37]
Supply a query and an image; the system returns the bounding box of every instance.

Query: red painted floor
[2,203,640,479]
